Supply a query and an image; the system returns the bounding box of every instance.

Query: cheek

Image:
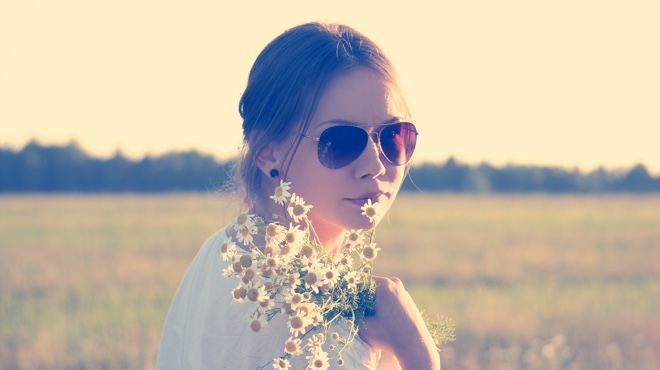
[388,165,407,190]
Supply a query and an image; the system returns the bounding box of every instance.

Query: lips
[345,192,386,207]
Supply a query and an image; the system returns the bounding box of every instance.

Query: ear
[255,141,285,178]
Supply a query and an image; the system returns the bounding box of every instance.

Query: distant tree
[0,141,232,192]
[614,164,660,192]
[1,142,658,193]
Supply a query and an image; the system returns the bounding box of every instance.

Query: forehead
[309,67,407,130]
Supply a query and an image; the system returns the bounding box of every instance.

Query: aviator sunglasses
[301,122,418,169]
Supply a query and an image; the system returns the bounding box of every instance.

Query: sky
[1,1,659,174]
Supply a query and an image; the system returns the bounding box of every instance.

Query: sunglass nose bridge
[367,131,385,157]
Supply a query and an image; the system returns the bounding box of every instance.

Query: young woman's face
[282,67,410,240]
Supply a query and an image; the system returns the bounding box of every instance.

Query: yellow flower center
[232,262,242,273]
[240,254,253,268]
[291,294,303,305]
[365,207,377,218]
[293,204,305,217]
[288,274,298,285]
[305,271,318,286]
[285,232,296,244]
[325,270,335,280]
[266,223,279,237]
[220,243,229,253]
[281,244,291,255]
[349,233,359,242]
[285,340,299,354]
[232,287,246,300]
[266,257,277,268]
[250,319,262,332]
[300,245,313,258]
[274,186,283,197]
[263,246,273,256]
[290,316,303,330]
[313,359,324,368]
[363,246,375,259]
[247,287,260,302]
[237,213,248,225]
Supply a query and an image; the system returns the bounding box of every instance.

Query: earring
[269,169,279,178]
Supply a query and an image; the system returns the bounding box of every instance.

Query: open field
[1,193,659,369]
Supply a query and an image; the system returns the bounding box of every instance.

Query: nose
[355,131,386,178]
[369,132,380,148]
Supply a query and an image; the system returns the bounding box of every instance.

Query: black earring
[269,169,279,178]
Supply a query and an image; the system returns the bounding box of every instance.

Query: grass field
[1,193,659,370]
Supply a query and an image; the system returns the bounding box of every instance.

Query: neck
[308,221,346,255]
[251,198,345,255]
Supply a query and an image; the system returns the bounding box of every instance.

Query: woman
[157,22,439,369]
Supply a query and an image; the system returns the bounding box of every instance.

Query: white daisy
[344,271,360,290]
[287,312,312,337]
[360,243,381,261]
[245,281,268,303]
[286,291,308,310]
[282,223,305,254]
[333,253,354,272]
[236,224,258,246]
[272,357,291,369]
[298,244,317,261]
[248,310,268,332]
[231,284,247,303]
[302,267,324,294]
[360,199,382,223]
[297,302,321,324]
[286,273,302,290]
[283,337,303,355]
[307,333,325,354]
[306,349,330,370]
[233,212,255,232]
[322,266,341,288]
[220,239,237,261]
[270,180,292,206]
[222,266,236,277]
[287,193,313,223]
[344,229,365,250]
[265,222,286,246]
[258,297,275,312]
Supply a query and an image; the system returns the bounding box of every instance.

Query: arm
[359,276,440,370]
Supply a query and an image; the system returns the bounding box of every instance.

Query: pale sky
[1,1,659,173]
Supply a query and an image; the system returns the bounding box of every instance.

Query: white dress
[156,227,380,369]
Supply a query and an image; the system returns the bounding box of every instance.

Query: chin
[344,217,378,232]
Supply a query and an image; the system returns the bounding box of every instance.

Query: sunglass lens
[318,126,368,169]
[380,122,417,165]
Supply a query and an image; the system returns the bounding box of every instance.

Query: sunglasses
[301,122,418,169]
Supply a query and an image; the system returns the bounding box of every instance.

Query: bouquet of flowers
[221,180,453,369]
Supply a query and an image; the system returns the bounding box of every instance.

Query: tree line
[1,141,659,193]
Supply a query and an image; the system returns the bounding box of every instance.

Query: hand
[359,276,440,370]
